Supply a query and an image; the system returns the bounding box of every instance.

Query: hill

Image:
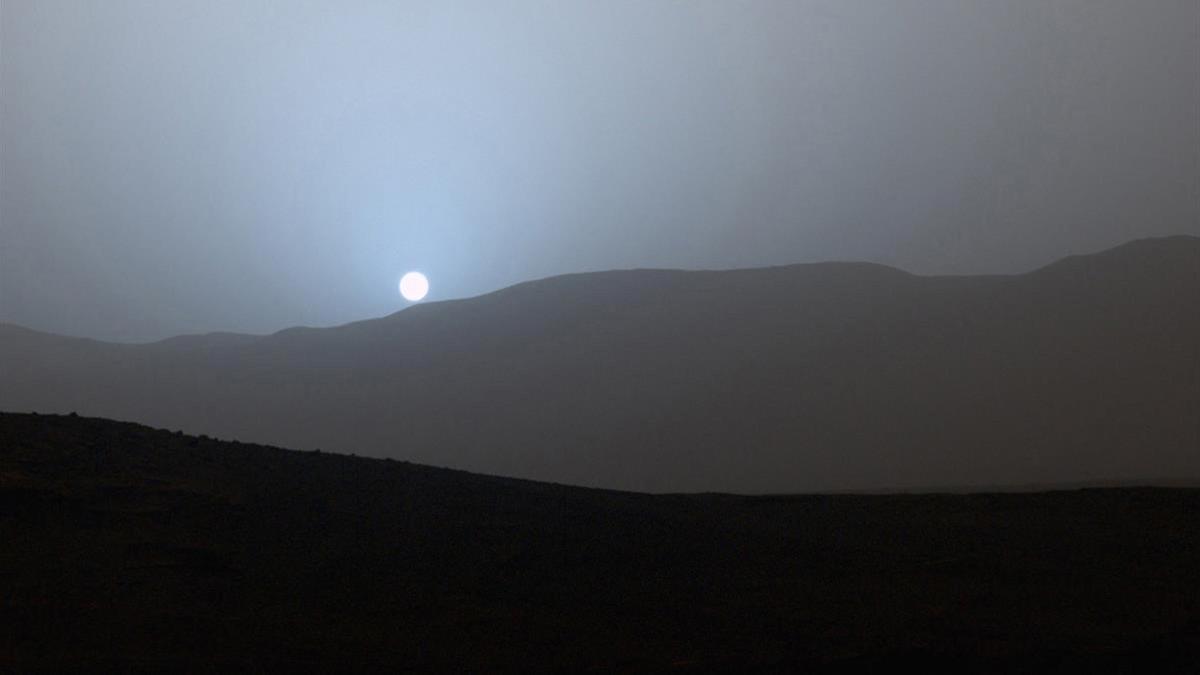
[2,236,1198,492]
[2,412,1198,671]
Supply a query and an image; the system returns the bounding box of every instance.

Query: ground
[1,412,1197,672]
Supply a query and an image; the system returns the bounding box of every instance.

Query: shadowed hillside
[2,236,1198,492]
[1,413,1198,672]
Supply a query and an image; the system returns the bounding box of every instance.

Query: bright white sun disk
[399,272,429,301]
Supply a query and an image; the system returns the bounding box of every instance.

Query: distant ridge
[2,236,1198,493]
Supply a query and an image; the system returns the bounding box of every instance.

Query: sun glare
[399,272,429,302]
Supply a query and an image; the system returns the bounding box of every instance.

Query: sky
[2,0,1197,342]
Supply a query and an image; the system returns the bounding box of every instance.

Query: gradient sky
[2,0,1197,342]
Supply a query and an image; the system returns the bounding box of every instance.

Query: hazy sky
[2,1,1197,341]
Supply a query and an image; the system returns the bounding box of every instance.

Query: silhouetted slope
[2,236,1198,492]
[2,413,1198,672]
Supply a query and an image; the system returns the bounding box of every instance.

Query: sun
[399,271,429,302]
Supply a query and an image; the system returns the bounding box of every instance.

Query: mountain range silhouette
[2,236,1197,492]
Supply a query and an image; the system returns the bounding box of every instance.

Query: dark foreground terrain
[2,413,1198,672]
